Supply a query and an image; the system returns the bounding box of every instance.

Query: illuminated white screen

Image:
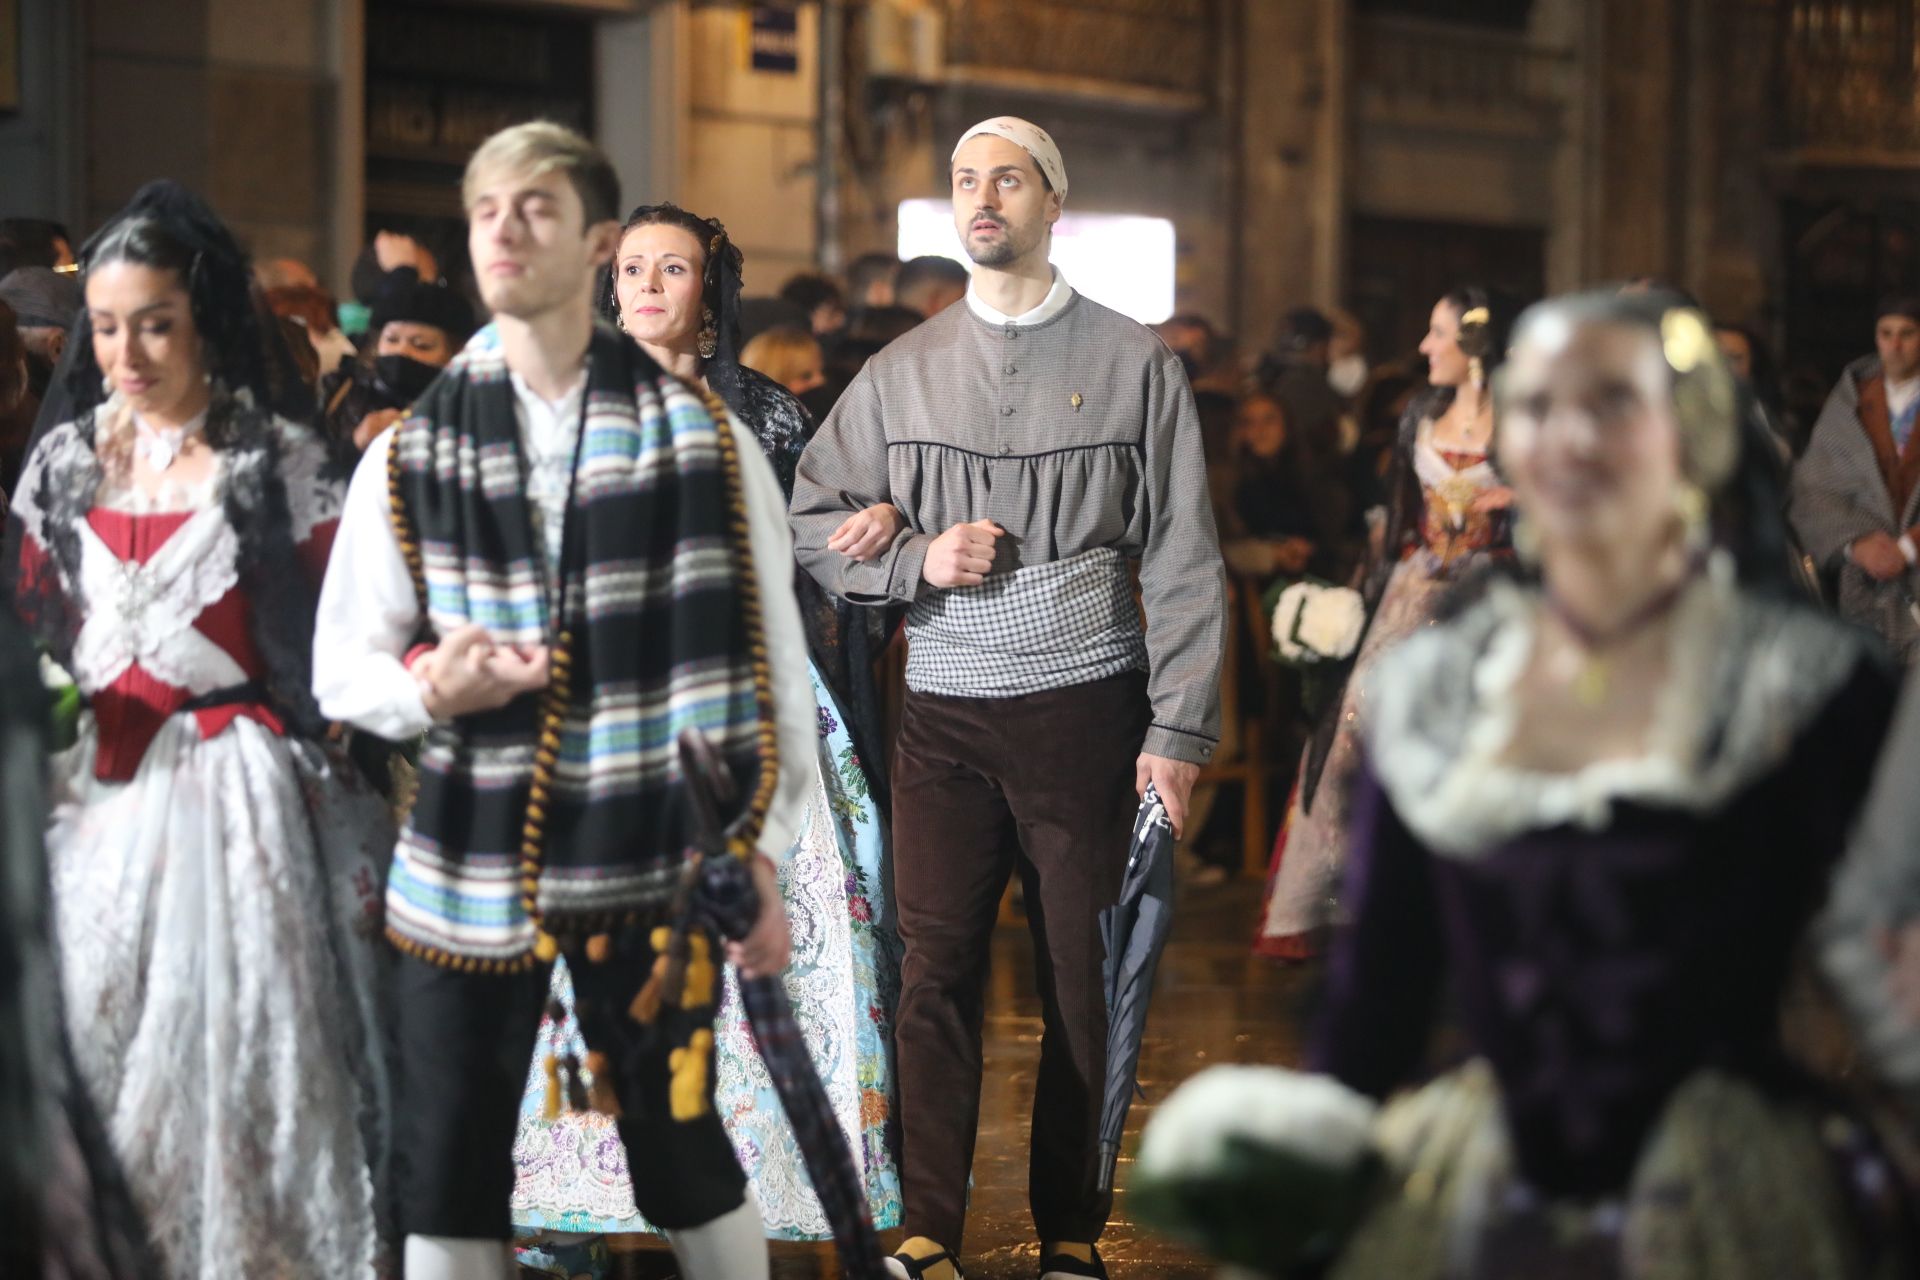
[895,198,1176,325]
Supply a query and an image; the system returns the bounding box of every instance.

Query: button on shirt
[512,369,588,581]
[789,267,1227,764]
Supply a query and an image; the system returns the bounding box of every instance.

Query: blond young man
[313,122,816,1280]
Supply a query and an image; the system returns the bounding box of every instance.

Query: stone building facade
[0,0,1913,388]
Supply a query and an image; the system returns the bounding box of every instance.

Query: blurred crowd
[0,213,1877,896]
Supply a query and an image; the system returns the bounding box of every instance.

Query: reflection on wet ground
[610,878,1309,1279]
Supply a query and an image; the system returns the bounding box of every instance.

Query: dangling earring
[101,373,112,396]
[1469,355,1486,392]
[697,306,717,360]
[615,310,627,333]
[1674,481,1710,552]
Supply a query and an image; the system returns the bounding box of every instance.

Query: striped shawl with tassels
[384,323,776,971]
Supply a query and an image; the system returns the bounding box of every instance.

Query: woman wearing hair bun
[1306,290,1906,1274]
[3,180,395,1276]
[1257,286,1515,961]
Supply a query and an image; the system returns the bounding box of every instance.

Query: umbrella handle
[676,729,738,847]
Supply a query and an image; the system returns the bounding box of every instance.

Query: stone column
[1234,0,1346,348]
[1589,0,1684,282]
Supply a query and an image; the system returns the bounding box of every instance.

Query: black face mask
[371,353,443,408]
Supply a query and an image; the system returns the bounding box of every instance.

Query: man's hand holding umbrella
[1135,754,1200,837]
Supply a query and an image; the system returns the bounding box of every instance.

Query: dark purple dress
[1312,582,1896,1198]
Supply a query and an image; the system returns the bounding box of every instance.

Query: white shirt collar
[966,266,1075,328]
[508,367,588,422]
[1888,372,1920,411]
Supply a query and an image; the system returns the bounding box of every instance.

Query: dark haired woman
[1256,288,1513,960]
[508,204,902,1250]
[320,273,476,453]
[1303,293,1907,1275]
[4,181,394,1276]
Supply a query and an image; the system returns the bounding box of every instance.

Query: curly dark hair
[599,201,751,414]
[64,180,276,449]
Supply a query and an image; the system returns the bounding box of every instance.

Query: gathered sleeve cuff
[789,368,923,606]
[311,427,434,741]
[1136,353,1226,762]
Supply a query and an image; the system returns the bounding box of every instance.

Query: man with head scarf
[791,117,1225,1280]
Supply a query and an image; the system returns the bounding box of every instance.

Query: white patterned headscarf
[952,116,1069,198]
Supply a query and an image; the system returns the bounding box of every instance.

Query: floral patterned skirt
[1257,554,1453,959]
[509,662,903,1239]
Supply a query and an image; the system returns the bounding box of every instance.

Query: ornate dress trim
[1365,555,1872,859]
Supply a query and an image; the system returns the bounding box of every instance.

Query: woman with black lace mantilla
[507,203,903,1256]
[5,181,395,1277]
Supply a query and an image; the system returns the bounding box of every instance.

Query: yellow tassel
[542,1054,562,1121]
[533,931,559,963]
[585,933,612,964]
[681,933,716,1009]
[668,1030,715,1121]
[585,1051,622,1117]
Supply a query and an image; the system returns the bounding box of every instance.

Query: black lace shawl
[722,361,896,803]
[2,394,337,740]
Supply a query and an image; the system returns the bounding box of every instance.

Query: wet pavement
[608,877,1310,1279]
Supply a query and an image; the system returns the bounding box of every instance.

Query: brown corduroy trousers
[890,670,1151,1251]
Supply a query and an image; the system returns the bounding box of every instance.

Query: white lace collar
[1365,558,1872,859]
[94,395,226,515]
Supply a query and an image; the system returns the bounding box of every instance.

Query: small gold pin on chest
[1070,392,1084,411]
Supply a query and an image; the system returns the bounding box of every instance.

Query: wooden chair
[1190,575,1286,878]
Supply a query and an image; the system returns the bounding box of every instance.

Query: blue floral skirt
[509,662,903,1239]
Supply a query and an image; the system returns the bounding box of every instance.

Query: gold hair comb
[1660,308,1713,374]
[1460,306,1490,328]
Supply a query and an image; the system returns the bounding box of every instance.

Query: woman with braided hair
[507,202,903,1266]
[2,180,396,1275]
[1257,286,1516,960]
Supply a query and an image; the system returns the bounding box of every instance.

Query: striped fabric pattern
[385,325,771,969]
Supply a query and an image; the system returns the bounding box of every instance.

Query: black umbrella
[675,730,891,1280]
[1096,783,1179,1193]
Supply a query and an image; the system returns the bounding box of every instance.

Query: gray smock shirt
[788,274,1226,765]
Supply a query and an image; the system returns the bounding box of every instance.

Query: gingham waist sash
[904,546,1146,698]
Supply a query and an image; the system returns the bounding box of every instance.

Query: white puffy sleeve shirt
[312,414,818,865]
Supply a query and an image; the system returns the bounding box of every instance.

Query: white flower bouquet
[1265,579,1366,721]
[1269,579,1366,666]
[1131,1065,1382,1276]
